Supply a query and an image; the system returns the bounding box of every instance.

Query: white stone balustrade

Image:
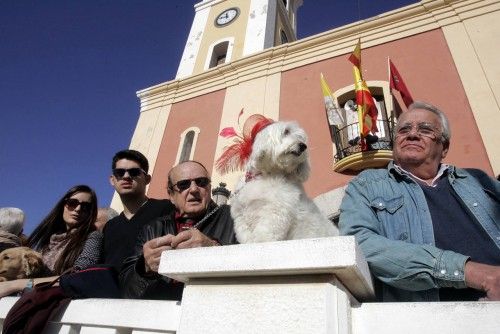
[160,236,373,334]
[0,236,499,333]
[0,297,181,334]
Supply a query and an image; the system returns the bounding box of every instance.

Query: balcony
[332,118,395,172]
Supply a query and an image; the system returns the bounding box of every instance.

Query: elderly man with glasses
[120,160,237,300]
[339,101,500,302]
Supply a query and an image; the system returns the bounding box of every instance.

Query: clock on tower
[176,0,303,79]
[215,7,240,27]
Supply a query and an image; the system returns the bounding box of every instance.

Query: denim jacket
[339,161,500,302]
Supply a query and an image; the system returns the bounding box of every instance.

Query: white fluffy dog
[230,121,338,243]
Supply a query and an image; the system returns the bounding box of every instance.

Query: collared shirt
[339,161,500,302]
[393,163,450,187]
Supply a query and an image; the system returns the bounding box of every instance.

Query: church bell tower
[176,0,303,79]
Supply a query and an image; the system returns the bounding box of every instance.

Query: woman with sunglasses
[0,185,102,297]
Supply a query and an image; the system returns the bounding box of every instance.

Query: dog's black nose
[298,142,307,153]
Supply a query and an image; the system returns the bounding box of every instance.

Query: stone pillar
[159,236,374,334]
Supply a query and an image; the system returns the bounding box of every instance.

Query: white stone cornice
[137,0,498,110]
[159,236,375,302]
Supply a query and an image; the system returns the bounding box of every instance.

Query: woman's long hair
[27,185,98,274]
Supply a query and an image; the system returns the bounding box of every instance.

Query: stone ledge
[0,297,181,333]
[159,236,374,301]
[352,301,500,334]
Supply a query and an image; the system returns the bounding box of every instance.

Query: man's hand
[143,234,174,274]
[465,261,500,301]
[171,228,219,249]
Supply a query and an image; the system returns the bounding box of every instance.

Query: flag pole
[387,57,390,87]
[388,56,395,116]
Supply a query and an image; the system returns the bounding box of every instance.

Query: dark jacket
[119,203,237,300]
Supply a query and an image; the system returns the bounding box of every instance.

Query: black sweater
[119,204,237,300]
[102,199,174,270]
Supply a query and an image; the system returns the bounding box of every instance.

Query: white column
[243,0,276,56]
[159,236,374,334]
[175,2,211,79]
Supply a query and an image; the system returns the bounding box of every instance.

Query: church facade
[112,0,500,216]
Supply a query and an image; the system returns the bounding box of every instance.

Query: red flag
[389,59,414,108]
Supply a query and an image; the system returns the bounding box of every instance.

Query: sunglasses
[171,177,211,192]
[65,198,92,212]
[112,168,146,178]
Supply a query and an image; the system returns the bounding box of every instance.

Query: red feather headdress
[216,111,274,174]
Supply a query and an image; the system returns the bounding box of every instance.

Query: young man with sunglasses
[339,101,500,302]
[120,160,237,300]
[102,149,174,271]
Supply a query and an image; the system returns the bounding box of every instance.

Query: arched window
[209,41,228,68]
[175,127,201,164]
[179,131,195,162]
[208,41,229,68]
[329,81,394,160]
[336,85,390,141]
[205,38,234,70]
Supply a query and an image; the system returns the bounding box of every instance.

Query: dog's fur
[0,247,45,282]
[230,121,338,243]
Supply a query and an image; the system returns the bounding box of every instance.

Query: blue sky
[0,0,417,234]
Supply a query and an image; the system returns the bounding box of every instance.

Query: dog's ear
[295,159,310,182]
[22,251,43,278]
[258,150,267,163]
[253,149,271,174]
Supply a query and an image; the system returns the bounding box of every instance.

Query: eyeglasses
[65,198,92,212]
[171,177,211,192]
[395,122,441,140]
[112,168,146,178]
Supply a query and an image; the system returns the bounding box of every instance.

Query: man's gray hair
[99,207,119,221]
[0,207,25,235]
[407,101,451,146]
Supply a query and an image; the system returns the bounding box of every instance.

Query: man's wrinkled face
[169,162,211,218]
[393,109,448,169]
[109,159,150,197]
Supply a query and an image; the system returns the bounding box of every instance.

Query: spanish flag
[348,39,361,68]
[348,39,378,139]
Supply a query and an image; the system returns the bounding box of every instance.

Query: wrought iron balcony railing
[331,117,395,172]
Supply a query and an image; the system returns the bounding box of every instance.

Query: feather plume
[216,113,274,174]
[219,127,238,138]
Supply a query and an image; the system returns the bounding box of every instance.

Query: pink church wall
[148,89,227,199]
[146,29,493,201]
[280,29,493,197]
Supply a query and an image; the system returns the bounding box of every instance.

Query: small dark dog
[0,247,46,281]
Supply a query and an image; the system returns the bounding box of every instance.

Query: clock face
[215,7,239,27]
